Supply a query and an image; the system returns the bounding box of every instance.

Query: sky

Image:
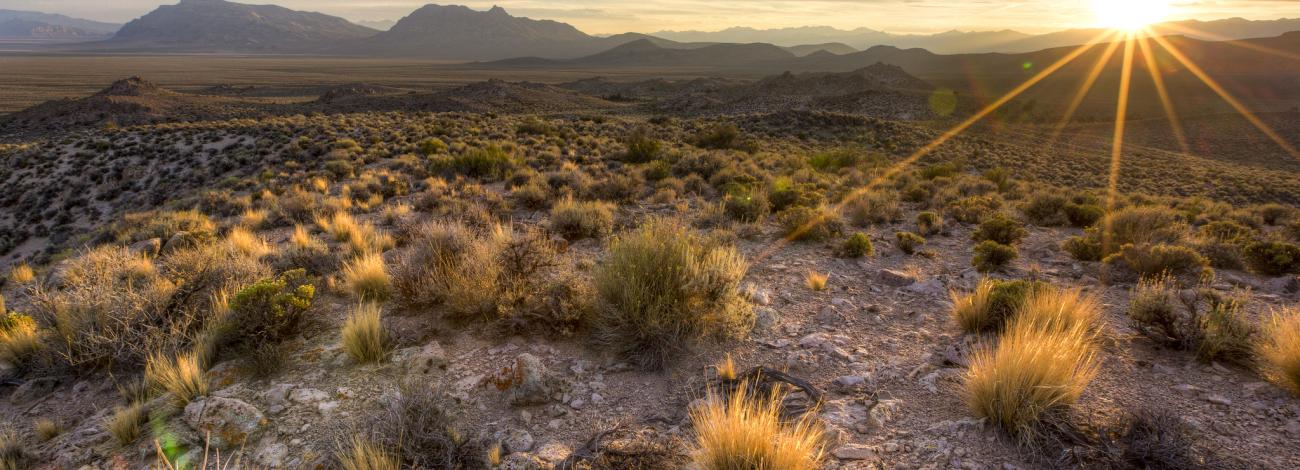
[6,0,1297,35]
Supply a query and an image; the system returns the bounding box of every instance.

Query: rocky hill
[0,77,261,133]
[338,4,614,60]
[0,9,120,35]
[100,0,376,52]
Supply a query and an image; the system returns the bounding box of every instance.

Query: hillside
[0,9,120,35]
[99,0,376,52]
[0,19,111,39]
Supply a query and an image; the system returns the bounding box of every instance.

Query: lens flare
[1092,0,1171,30]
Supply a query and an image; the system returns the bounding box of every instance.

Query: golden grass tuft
[689,385,825,470]
[337,436,400,470]
[34,418,61,442]
[715,354,737,381]
[1015,287,1102,335]
[0,313,44,369]
[105,402,147,446]
[804,270,828,291]
[342,253,391,302]
[225,227,271,259]
[1257,307,1300,396]
[951,279,995,333]
[144,351,208,407]
[238,208,268,229]
[964,316,1099,435]
[7,264,34,284]
[342,303,390,364]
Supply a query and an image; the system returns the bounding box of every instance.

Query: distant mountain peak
[103,0,376,52]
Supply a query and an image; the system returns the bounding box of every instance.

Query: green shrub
[1023,192,1068,226]
[1198,220,1254,243]
[947,195,1003,224]
[417,138,447,155]
[511,182,552,210]
[1063,203,1104,228]
[623,129,662,163]
[895,231,926,255]
[593,219,752,369]
[723,186,770,223]
[973,241,1019,273]
[1064,236,1103,261]
[951,279,1048,333]
[1127,275,1189,347]
[1066,206,1189,261]
[446,145,518,179]
[218,269,315,360]
[972,214,1027,245]
[916,211,943,236]
[1244,241,1300,275]
[780,206,844,242]
[919,162,961,179]
[768,179,822,212]
[1105,244,1210,280]
[550,197,615,240]
[840,233,874,258]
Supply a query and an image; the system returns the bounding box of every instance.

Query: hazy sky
[7,0,1297,34]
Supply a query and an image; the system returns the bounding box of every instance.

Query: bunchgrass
[144,351,207,407]
[342,253,391,302]
[1258,307,1300,396]
[689,385,825,470]
[342,303,390,364]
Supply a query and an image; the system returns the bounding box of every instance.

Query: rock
[253,438,289,468]
[9,377,58,404]
[504,353,556,407]
[289,387,329,404]
[1265,275,1299,294]
[752,307,778,332]
[747,287,772,306]
[183,397,267,449]
[832,375,866,394]
[128,237,162,257]
[499,453,545,470]
[499,428,536,453]
[162,231,202,254]
[815,306,845,326]
[1172,384,1203,396]
[905,278,945,297]
[833,443,878,460]
[404,341,449,375]
[1205,394,1232,406]
[879,269,917,287]
[534,441,571,463]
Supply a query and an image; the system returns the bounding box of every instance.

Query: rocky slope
[101,0,376,52]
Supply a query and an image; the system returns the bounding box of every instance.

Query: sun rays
[754,19,1299,264]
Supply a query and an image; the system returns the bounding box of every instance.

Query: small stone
[1205,394,1232,406]
[501,428,535,453]
[289,388,328,404]
[833,444,877,460]
[534,441,572,463]
[1172,384,1203,396]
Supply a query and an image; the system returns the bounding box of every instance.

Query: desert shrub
[342,303,390,364]
[365,384,488,469]
[916,211,943,236]
[972,213,1027,245]
[920,161,961,179]
[1243,240,1300,275]
[511,181,552,210]
[1194,239,1246,271]
[723,186,769,223]
[840,233,874,258]
[446,145,517,180]
[418,138,448,156]
[1127,275,1189,347]
[276,225,341,276]
[767,178,822,212]
[1098,206,1188,253]
[337,436,401,470]
[805,270,828,291]
[809,147,875,171]
[779,206,844,242]
[515,117,555,135]
[391,221,502,319]
[1104,244,1210,280]
[1196,297,1253,363]
[689,386,824,470]
[342,253,391,302]
[623,128,662,163]
[217,269,314,362]
[105,402,147,446]
[973,240,1018,273]
[550,197,615,240]
[1063,202,1104,228]
[1257,307,1300,395]
[691,124,749,151]
[1063,235,1103,262]
[111,209,216,244]
[1023,192,1069,226]
[895,231,925,255]
[947,194,1004,224]
[964,316,1098,436]
[1256,203,1297,225]
[1198,220,1254,243]
[592,172,646,202]
[951,278,1047,334]
[846,190,901,226]
[144,351,207,407]
[593,219,751,369]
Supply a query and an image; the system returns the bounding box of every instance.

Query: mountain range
[0,9,121,39]
[99,0,375,52]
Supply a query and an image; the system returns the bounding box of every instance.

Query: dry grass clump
[0,429,32,469]
[0,311,44,372]
[237,208,268,230]
[1015,287,1102,336]
[365,384,489,469]
[111,209,216,244]
[342,253,392,302]
[317,212,395,255]
[847,190,901,226]
[144,351,207,407]
[224,227,271,259]
[1257,307,1300,395]
[337,436,401,470]
[342,303,390,364]
[964,316,1099,436]
[593,218,752,369]
[689,385,825,470]
[550,196,615,240]
[392,221,499,314]
[7,263,34,284]
[950,278,1046,334]
[804,270,828,291]
[34,418,61,442]
[105,402,147,446]
[276,224,340,275]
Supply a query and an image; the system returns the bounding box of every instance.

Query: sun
[1092,0,1171,31]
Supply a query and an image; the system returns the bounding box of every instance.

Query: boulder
[503,353,557,407]
[128,237,162,257]
[403,341,449,376]
[878,269,916,287]
[183,397,267,449]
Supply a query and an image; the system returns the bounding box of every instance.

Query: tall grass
[144,351,207,407]
[342,253,391,302]
[1258,307,1300,396]
[689,385,824,470]
[337,436,400,470]
[342,303,390,364]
